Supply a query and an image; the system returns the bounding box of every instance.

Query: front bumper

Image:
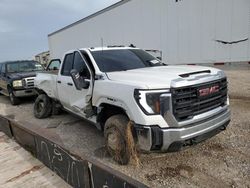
[135,108,231,152]
[13,89,36,97]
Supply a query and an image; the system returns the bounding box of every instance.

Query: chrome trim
[164,74,228,128]
[24,77,35,89]
[165,104,230,128]
[13,89,36,97]
[136,108,230,151]
[161,108,230,150]
[170,71,226,88]
[136,127,152,151]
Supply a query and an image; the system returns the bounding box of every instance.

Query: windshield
[6,61,44,73]
[90,49,165,72]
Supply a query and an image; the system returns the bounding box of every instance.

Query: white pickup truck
[34,46,231,164]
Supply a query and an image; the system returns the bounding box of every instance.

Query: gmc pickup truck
[34,46,231,164]
[0,60,44,105]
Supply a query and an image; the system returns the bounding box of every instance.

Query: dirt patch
[126,121,140,166]
[229,95,250,101]
[0,135,8,143]
[63,119,83,126]
[13,145,21,151]
[94,146,110,159]
[207,143,225,152]
[145,164,194,181]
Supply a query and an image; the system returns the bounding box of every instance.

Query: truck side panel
[35,72,59,100]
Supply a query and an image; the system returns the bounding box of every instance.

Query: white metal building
[48,0,250,64]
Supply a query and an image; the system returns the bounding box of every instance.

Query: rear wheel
[104,115,130,165]
[8,88,20,105]
[34,94,52,119]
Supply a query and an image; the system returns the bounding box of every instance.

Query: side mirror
[70,69,90,90]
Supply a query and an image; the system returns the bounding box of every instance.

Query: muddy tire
[104,115,130,165]
[8,88,20,105]
[34,94,52,119]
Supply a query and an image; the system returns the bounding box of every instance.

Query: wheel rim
[37,100,45,113]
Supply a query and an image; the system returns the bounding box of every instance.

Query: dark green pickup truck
[0,60,44,105]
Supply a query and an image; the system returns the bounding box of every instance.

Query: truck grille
[171,78,227,121]
[24,77,35,88]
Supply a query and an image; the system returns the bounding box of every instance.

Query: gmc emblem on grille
[199,85,219,97]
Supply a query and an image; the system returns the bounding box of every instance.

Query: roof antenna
[129,43,136,48]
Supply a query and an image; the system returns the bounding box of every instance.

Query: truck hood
[7,72,37,80]
[106,65,224,89]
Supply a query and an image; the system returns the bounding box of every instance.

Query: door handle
[67,83,73,86]
[57,80,61,84]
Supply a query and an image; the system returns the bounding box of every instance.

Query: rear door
[57,53,74,110]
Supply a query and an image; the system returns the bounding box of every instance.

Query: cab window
[47,59,60,71]
[1,64,5,74]
[61,54,74,76]
[73,52,90,79]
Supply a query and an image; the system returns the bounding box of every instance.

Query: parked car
[34,46,231,164]
[0,60,44,105]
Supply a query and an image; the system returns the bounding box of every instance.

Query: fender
[94,97,133,121]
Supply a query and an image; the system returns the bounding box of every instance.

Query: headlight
[134,89,170,115]
[12,80,23,87]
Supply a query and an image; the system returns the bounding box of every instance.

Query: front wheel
[8,89,20,105]
[104,115,130,165]
[34,94,52,119]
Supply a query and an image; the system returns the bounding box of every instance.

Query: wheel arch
[96,103,129,131]
[34,88,47,95]
[7,84,12,92]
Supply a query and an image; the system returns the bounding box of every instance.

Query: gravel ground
[0,67,249,188]
[221,68,250,101]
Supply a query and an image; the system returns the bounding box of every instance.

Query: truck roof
[63,46,139,54]
[0,60,38,64]
[86,46,138,52]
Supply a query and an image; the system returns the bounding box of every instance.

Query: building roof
[48,0,131,37]
[35,51,50,57]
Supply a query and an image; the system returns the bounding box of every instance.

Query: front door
[57,51,93,117]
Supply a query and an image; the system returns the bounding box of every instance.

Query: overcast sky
[0,0,119,62]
